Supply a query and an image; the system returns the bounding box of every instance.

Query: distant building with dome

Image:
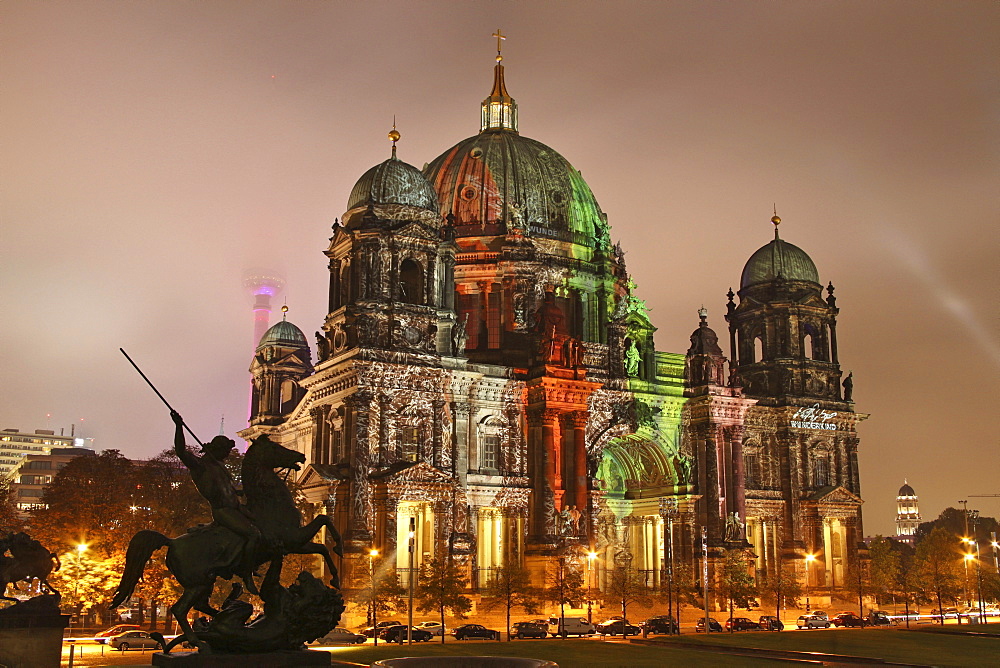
[238,44,868,610]
[895,480,921,545]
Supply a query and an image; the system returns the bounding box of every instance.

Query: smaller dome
[257,320,308,351]
[687,310,723,356]
[898,482,916,497]
[347,156,439,212]
[741,237,820,289]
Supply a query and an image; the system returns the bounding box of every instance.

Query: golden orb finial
[281,304,289,313]
[388,128,400,142]
[771,214,781,225]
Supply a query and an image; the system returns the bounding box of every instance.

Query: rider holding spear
[170,410,262,594]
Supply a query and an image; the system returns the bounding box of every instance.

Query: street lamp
[804,554,817,612]
[369,549,379,646]
[658,497,678,634]
[701,526,710,634]
[74,544,88,628]
[407,517,415,645]
[585,552,597,622]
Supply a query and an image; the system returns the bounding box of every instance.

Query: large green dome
[423,130,607,245]
[740,237,820,289]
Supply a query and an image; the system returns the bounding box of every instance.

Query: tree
[29,450,144,557]
[717,549,758,628]
[867,537,902,607]
[915,526,963,623]
[544,558,585,636]
[759,562,803,619]
[356,558,407,626]
[49,548,125,623]
[0,477,22,534]
[602,565,653,625]
[915,508,999,545]
[416,556,472,643]
[481,562,540,640]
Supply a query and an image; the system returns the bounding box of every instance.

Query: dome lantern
[481,29,518,133]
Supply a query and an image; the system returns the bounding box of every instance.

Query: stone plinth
[152,649,332,667]
[0,612,71,668]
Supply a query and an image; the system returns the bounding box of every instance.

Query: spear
[119,347,203,446]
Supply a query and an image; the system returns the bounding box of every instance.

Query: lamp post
[701,526,710,634]
[74,544,88,628]
[407,517,415,645]
[804,554,817,612]
[369,549,379,646]
[658,497,678,633]
[970,510,985,625]
[586,551,597,625]
[990,532,998,574]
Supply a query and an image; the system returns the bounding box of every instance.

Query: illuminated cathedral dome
[347,154,439,214]
[423,60,607,247]
[740,233,820,289]
[898,482,915,497]
[257,318,308,351]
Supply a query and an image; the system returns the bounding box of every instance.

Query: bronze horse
[111,435,342,648]
[0,532,60,601]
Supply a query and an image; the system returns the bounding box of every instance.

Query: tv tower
[243,269,285,350]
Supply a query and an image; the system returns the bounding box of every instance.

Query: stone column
[345,390,373,543]
[453,403,471,486]
[432,399,445,468]
[703,425,722,543]
[728,425,746,521]
[570,411,589,516]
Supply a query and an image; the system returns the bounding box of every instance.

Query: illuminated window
[401,427,420,462]
[482,435,499,471]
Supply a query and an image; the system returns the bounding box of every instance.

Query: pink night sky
[2,1,998,536]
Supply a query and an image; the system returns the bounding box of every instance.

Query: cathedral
[238,47,868,607]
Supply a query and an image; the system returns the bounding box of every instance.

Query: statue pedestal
[152,649,333,667]
[0,612,70,668]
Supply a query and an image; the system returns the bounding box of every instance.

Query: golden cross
[493,29,506,58]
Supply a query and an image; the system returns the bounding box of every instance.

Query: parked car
[866,611,893,626]
[511,621,548,639]
[695,617,723,633]
[758,615,784,631]
[311,627,367,645]
[453,623,500,640]
[639,615,678,635]
[596,619,641,636]
[381,626,433,643]
[726,617,760,631]
[363,620,402,638]
[832,612,868,628]
[930,607,960,621]
[109,631,162,651]
[95,624,141,643]
[414,621,446,636]
[796,614,831,629]
[547,617,596,637]
[806,610,829,620]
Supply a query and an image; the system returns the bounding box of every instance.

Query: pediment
[371,461,455,485]
[807,485,863,504]
[298,462,350,488]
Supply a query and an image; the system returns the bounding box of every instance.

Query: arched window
[744,452,759,488]
[813,452,831,487]
[754,336,764,363]
[340,262,352,305]
[478,416,504,472]
[401,426,421,462]
[399,259,423,305]
[482,435,499,471]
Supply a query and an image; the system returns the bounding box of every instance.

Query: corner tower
[895,480,920,545]
[727,214,867,603]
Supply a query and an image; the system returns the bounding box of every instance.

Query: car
[930,607,960,621]
[95,624,141,643]
[832,612,868,628]
[381,626,434,643]
[311,627,367,645]
[758,615,784,631]
[796,614,831,629]
[726,617,760,631]
[695,617,723,633]
[453,623,500,640]
[866,611,893,626]
[597,619,641,636]
[639,615,679,635]
[414,621,446,636]
[547,617,596,637]
[362,620,402,638]
[806,610,829,620]
[109,630,163,651]
[511,621,548,639]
